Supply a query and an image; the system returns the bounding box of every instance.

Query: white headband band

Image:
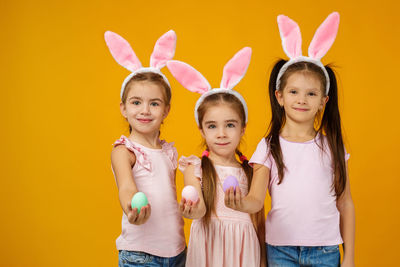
[194,88,248,126]
[104,30,176,99]
[120,67,171,99]
[276,12,340,94]
[166,47,252,126]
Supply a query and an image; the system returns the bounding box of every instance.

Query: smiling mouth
[137,118,153,123]
[216,142,230,146]
[293,108,309,112]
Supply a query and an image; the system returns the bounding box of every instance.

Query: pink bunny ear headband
[276,12,340,94]
[104,30,177,99]
[167,47,252,126]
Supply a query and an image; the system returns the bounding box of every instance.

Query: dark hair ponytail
[318,66,347,197]
[265,59,287,184]
[200,149,218,225]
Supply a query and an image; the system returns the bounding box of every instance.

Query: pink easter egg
[182,185,199,202]
[223,175,239,192]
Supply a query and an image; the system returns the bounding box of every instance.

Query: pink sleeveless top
[113,136,185,257]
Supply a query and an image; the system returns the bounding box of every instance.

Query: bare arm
[179,164,206,220]
[225,163,270,214]
[336,163,355,266]
[111,145,151,225]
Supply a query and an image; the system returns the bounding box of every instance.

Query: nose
[140,103,151,114]
[217,127,227,138]
[296,94,306,105]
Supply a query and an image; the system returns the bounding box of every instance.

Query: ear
[275,89,284,107]
[120,102,127,118]
[308,12,340,60]
[163,104,171,119]
[277,15,302,59]
[220,47,252,90]
[320,95,329,110]
[199,127,206,139]
[150,30,177,69]
[240,125,246,138]
[167,60,211,94]
[104,31,142,72]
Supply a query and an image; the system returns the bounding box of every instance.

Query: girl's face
[120,81,170,136]
[276,72,328,124]
[200,104,245,160]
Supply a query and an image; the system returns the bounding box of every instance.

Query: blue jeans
[267,244,340,267]
[118,248,186,267]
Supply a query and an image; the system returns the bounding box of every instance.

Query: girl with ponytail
[167,48,265,267]
[226,13,355,267]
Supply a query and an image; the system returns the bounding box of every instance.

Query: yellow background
[1,0,399,266]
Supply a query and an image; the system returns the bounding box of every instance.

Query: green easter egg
[131,192,148,213]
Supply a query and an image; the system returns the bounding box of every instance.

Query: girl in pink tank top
[167,48,266,267]
[225,13,355,267]
[105,31,186,266]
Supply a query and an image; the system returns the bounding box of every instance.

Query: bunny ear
[167,60,211,94]
[104,31,142,72]
[308,12,340,60]
[150,30,177,69]
[277,15,302,59]
[220,47,252,90]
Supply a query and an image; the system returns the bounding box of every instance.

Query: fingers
[179,198,186,213]
[224,187,242,210]
[127,203,152,225]
[224,188,230,206]
[234,187,242,207]
[183,200,193,215]
[229,187,235,206]
[136,204,151,224]
[179,198,197,218]
[127,207,139,224]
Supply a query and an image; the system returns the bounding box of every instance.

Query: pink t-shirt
[113,136,185,257]
[249,135,349,246]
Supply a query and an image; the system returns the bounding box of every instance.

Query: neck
[280,118,317,141]
[208,151,240,167]
[128,129,161,149]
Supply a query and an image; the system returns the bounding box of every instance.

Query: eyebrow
[287,87,321,92]
[204,119,239,124]
[127,96,164,102]
[149,98,164,102]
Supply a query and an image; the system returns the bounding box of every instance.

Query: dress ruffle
[114,135,177,171]
[178,155,202,180]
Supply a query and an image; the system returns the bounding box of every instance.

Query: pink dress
[113,136,186,257]
[179,155,260,267]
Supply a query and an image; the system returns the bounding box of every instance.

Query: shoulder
[111,137,136,166]
[111,145,136,165]
[178,155,202,178]
[179,155,201,167]
[251,138,269,157]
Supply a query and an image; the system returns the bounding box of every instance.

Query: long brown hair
[121,72,172,133]
[266,60,347,198]
[197,93,265,238]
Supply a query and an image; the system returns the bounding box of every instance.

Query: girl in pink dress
[167,48,265,267]
[105,31,186,266]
